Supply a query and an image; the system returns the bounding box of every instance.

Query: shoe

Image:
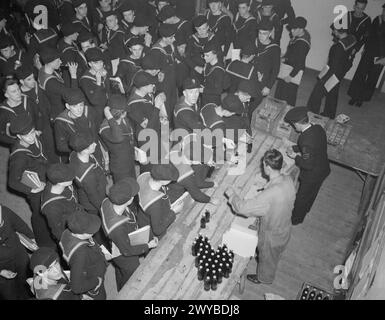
[355,101,363,107]
[348,99,356,106]
[291,218,303,225]
[247,143,253,154]
[247,274,261,284]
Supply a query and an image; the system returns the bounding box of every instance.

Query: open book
[21,170,42,189]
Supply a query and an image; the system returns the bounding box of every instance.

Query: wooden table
[117,131,297,300]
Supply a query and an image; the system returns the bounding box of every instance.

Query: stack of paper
[222,216,258,258]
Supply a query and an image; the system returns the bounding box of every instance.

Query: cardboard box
[254,96,287,133]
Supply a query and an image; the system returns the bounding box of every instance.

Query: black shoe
[291,218,303,225]
[355,101,363,107]
[247,274,261,284]
[247,143,253,153]
[348,99,356,106]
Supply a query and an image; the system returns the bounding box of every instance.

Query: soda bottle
[204,276,211,291]
[204,236,209,244]
[316,293,323,300]
[308,291,316,300]
[227,261,233,274]
[197,266,204,281]
[211,276,218,291]
[223,264,230,278]
[217,268,223,284]
[200,217,206,228]
[205,210,210,223]
[192,241,197,256]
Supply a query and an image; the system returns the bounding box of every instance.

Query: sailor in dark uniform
[284,107,330,225]
[38,47,78,120]
[348,4,385,107]
[57,23,84,86]
[307,27,356,119]
[206,0,232,55]
[59,211,108,300]
[71,0,93,35]
[0,36,30,83]
[92,0,113,38]
[137,164,179,238]
[231,0,257,51]
[149,23,178,121]
[54,88,102,162]
[8,114,56,248]
[201,41,230,105]
[221,80,256,151]
[345,0,371,58]
[29,247,81,300]
[254,20,281,99]
[185,15,219,82]
[119,2,136,33]
[254,0,282,44]
[100,95,137,182]
[0,79,35,148]
[16,65,59,162]
[41,163,80,243]
[173,77,206,133]
[80,47,111,126]
[275,17,311,106]
[124,14,153,49]
[100,10,127,61]
[101,178,157,291]
[116,37,144,95]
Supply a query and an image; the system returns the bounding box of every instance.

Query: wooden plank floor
[233,163,363,300]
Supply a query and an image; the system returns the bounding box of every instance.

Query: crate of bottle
[297,282,335,300]
[253,96,287,133]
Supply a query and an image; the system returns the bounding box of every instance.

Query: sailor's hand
[0,270,17,279]
[31,182,46,194]
[148,237,159,249]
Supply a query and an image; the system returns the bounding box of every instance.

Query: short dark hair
[263,149,283,171]
[3,78,19,93]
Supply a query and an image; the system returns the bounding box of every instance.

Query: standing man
[100,95,137,182]
[137,164,179,238]
[0,79,35,148]
[16,64,59,162]
[100,178,158,291]
[254,0,282,44]
[231,0,257,51]
[72,0,93,34]
[38,47,78,120]
[206,0,232,56]
[307,27,356,119]
[54,88,102,161]
[275,17,311,106]
[284,107,330,225]
[347,4,385,107]
[41,163,79,243]
[202,41,230,105]
[8,114,56,247]
[60,211,108,300]
[69,132,110,248]
[80,47,111,126]
[228,149,296,285]
[345,0,371,59]
[150,23,178,121]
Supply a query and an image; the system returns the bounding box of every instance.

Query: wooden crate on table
[325,121,352,149]
[254,96,287,134]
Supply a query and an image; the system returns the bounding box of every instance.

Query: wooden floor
[232,163,363,300]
